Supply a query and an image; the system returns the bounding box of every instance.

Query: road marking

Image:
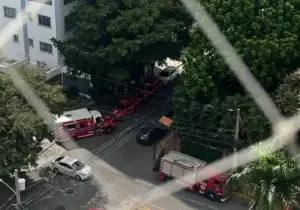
[174,194,220,210]
[120,196,163,210]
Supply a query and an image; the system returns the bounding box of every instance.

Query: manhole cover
[53,205,66,210]
[65,188,76,195]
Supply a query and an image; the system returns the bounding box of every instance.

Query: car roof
[163,66,176,72]
[58,156,78,165]
[56,108,92,123]
[119,99,130,105]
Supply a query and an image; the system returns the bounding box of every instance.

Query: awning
[159,116,173,127]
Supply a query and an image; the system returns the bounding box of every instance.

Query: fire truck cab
[55,108,116,141]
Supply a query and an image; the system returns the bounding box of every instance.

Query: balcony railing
[28,0,52,6]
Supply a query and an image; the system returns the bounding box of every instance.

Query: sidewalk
[0,140,66,209]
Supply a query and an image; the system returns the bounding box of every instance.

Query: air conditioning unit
[37,61,46,68]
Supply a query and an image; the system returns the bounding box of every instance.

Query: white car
[159,66,180,85]
[51,156,92,180]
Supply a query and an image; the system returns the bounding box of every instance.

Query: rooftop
[56,108,93,123]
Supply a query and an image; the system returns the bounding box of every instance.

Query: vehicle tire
[75,175,82,181]
[206,191,217,201]
[105,127,112,134]
[53,168,59,173]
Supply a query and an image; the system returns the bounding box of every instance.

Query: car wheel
[53,168,59,173]
[105,127,112,134]
[75,175,82,181]
[206,191,217,201]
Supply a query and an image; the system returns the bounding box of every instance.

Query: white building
[0,0,76,78]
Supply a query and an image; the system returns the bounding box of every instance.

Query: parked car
[112,96,142,120]
[159,66,180,85]
[136,126,169,145]
[137,76,163,100]
[51,156,92,180]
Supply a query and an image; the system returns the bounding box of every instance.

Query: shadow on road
[1,166,107,210]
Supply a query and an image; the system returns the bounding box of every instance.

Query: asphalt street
[0,83,249,210]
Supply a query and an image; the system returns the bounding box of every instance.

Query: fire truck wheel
[206,191,217,201]
[105,127,112,134]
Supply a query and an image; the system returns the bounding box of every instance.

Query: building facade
[0,0,76,70]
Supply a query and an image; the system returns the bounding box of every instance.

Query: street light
[0,169,26,209]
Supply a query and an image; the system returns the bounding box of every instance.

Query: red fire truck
[158,150,230,202]
[55,108,116,141]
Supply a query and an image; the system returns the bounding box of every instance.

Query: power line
[87,103,235,132]
[90,74,236,112]
[12,98,172,208]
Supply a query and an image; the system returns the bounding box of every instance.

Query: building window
[29,0,52,5]
[4,7,16,18]
[28,39,33,47]
[13,35,19,43]
[64,0,75,5]
[40,41,52,53]
[64,14,74,32]
[38,15,51,27]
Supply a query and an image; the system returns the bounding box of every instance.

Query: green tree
[0,65,67,177]
[173,94,269,148]
[274,70,300,117]
[181,0,300,101]
[225,146,300,210]
[52,0,193,102]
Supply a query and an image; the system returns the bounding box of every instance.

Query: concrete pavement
[0,83,249,210]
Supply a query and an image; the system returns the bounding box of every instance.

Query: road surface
[0,83,249,210]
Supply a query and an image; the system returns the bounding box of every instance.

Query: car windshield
[140,126,152,134]
[160,71,170,77]
[72,160,85,171]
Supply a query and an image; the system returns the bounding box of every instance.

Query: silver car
[159,66,180,85]
[51,156,92,180]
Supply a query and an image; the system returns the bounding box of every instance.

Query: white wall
[0,0,26,59]
[26,0,58,68]
[0,0,77,70]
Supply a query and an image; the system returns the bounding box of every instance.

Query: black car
[164,109,173,119]
[136,126,169,145]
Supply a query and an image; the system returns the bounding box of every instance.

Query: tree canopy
[225,145,300,210]
[181,0,300,101]
[52,0,193,101]
[174,0,300,167]
[0,65,67,177]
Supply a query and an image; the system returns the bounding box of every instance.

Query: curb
[232,192,252,200]
[38,142,56,155]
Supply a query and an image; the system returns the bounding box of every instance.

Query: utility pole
[14,169,22,209]
[234,109,240,169]
[0,170,25,210]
